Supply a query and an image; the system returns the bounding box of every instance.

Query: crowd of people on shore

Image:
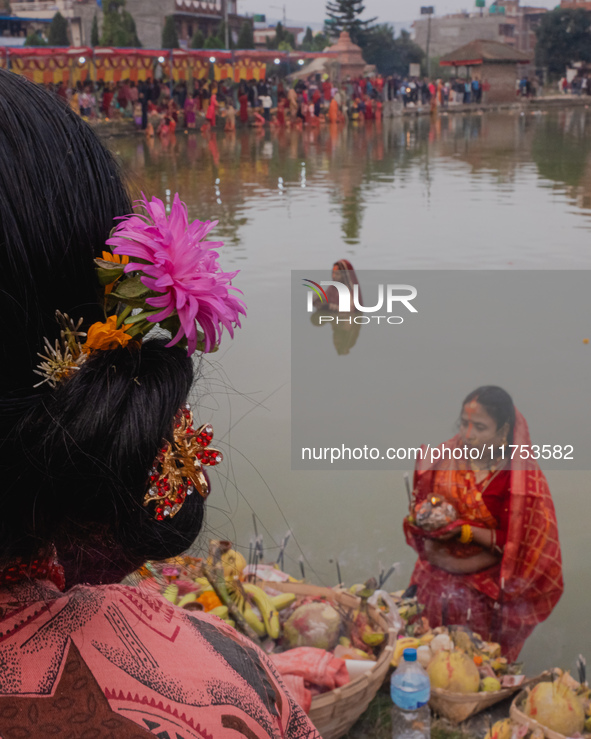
[558,74,591,96]
[39,70,535,134]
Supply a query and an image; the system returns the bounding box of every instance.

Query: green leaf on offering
[94,259,125,286]
[126,322,149,338]
[105,294,122,312]
[124,310,160,325]
[107,295,147,309]
[95,258,125,271]
[158,315,182,335]
[110,276,151,300]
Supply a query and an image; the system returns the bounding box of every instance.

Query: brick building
[253,25,303,49]
[440,39,530,103]
[8,1,97,46]
[9,0,249,49]
[560,0,591,8]
[412,0,546,60]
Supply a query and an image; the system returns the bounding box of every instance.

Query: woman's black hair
[0,69,202,586]
[461,386,516,445]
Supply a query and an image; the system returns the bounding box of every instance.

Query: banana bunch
[391,637,421,668]
[360,623,386,648]
[160,580,238,627]
[162,583,179,604]
[228,581,295,640]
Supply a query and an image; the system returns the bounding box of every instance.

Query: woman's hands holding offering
[428,523,462,541]
[424,539,457,568]
[423,538,501,574]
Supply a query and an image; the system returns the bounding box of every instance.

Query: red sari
[404,410,563,660]
[239,93,249,124]
[206,94,218,127]
[312,259,362,312]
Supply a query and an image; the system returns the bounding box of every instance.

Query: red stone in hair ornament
[143,403,223,521]
[0,552,66,591]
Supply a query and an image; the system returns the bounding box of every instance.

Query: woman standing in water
[404,386,563,660]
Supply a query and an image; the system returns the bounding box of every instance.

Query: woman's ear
[498,422,510,443]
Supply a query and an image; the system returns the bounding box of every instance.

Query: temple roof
[440,39,530,66]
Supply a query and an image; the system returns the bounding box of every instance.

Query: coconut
[283,602,342,650]
[430,633,452,654]
[484,718,512,739]
[427,650,480,693]
[523,680,585,737]
[416,645,432,669]
[480,676,502,692]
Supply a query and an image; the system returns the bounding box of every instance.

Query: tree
[312,32,329,51]
[24,30,47,46]
[301,27,314,50]
[535,8,591,76]
[203,34,222,49]
[189,28,205,49]
[236,21,254,49]
[217,20,233,49]
[100,0,141,47]
[359,25,424,76]
[325,0,377,45]
[162,15,179,49]
[48,12,69,46]
[0,0,11,12]
[265,21,296,50]
[91,15,100,46]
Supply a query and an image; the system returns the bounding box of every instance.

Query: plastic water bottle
[390,648,431,739]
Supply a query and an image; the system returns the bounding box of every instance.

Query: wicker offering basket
[510,674,568,739]
[430,672,546,725]
[430,685,524,724]
[261,582,398,739]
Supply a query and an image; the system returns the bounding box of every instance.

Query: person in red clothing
[375,74,384,97]
[101,82,114,118]
[404,386,563,661]
[312,88,322,117]
[239,90,249,124]
[322,78,332,102]
[375,99,383,122]
[276,98,286,127]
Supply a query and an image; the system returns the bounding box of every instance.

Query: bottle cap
[403,648,417,662]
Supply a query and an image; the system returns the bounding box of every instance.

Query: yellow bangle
[459,524,474,544]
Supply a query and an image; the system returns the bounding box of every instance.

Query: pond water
[107,109,591,674]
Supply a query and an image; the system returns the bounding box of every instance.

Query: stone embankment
[385,94,591,118]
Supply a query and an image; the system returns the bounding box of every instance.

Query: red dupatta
[404,409,563,656]
[312,259,363,312]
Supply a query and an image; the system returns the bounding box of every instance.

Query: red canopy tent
[0,47,340,86]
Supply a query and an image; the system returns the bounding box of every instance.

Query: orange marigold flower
[83,315,133,352]
[102,251,129,295]
[102,251,130,265]
[196,591,223,612]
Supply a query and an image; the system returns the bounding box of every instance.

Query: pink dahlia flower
[107,194,246,355]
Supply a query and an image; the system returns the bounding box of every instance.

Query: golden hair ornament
[143,404,223,520]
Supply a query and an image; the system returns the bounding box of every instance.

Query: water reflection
[110,109,591,261]
[310,311,362,355]
[308,260,364,356]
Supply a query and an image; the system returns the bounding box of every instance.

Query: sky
[235,0,559,26]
